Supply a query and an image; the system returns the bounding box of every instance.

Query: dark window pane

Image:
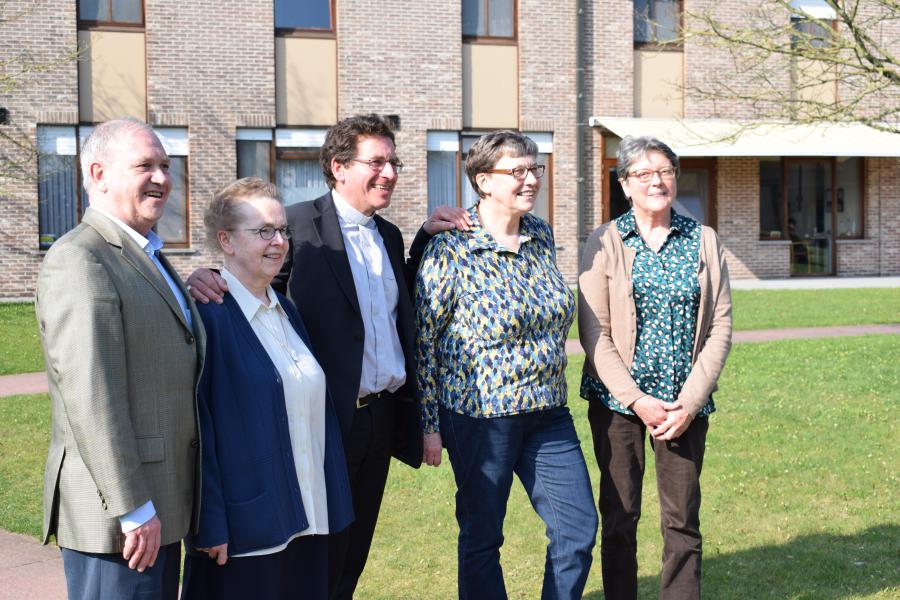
[835,157,862,237]
[633,0,651,43]
[157,156,188,244]
[759,159,784,238]
[276,157,329,205]
[609,167,630,221]
[427,151,458,214]
[237,140,272,180]
[79,0,109,22]
[462,0,485,36]
[38,154,79,249]
[792,18,832,49]
[276,0,331,30]
[489,0,514,37]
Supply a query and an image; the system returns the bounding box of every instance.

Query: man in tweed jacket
[35,118,204,599]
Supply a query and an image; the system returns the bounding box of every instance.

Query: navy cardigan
[188,291,353,555]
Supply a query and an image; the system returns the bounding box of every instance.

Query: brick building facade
[1,0,898,300]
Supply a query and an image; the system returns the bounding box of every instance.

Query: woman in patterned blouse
[578,136,733,600]
[416,131,598,600]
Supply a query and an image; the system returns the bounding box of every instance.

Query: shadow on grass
[584,524,899,599]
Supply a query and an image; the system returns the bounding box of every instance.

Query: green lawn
[567,287,900,339]
[5,335,897,598]
[0,303,43,376]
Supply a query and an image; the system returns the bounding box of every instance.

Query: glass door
[787,160,834,275]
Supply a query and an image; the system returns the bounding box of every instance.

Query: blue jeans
[440,405,598,600]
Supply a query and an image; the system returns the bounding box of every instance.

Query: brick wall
[520,0,579,280]
[0,2,78,299]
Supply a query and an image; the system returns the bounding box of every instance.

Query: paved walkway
[1,320,898,598]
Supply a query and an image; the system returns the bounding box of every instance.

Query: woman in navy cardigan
[181,178,353,599]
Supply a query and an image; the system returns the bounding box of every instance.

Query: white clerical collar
[332,189,375,228]
[221,267,281,322]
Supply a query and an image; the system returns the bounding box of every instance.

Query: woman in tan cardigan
[578,136,732,600]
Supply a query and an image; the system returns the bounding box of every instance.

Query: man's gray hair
[616,135,680,180]
[80,117,160,187]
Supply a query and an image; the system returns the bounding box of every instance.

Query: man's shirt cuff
[119,500,156,533]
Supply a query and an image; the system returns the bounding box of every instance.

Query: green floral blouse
[580,208,715,417]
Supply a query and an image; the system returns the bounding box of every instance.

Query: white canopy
[589,117,900,157]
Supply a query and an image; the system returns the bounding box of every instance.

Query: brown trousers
[588,402,709,600]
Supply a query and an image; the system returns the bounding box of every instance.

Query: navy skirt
[181,534,328,599]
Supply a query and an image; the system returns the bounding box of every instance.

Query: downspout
[576,0,587,256]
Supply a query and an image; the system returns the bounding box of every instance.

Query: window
[37,127,81,250]
[463,0,515,39]
[236,129,329,206]
[78,0,143,26]
[37,125,187,248]
[275,0,334,33]
[759,157,862,241]
[426,131,553,224]
[152,128,190,246]
[633,0,680,45]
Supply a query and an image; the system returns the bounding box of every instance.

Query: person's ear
[90,162,107,192]
[332,158,347,186]
[475,172,491,197]
[217,230,235,256]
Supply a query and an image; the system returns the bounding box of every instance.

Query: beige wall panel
[634,50,683,118]
[276,37,337,126]
[463,43,518,129]
[794,57,837,106]
[78,31,147,122]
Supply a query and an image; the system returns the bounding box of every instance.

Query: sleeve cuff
[119,500,156,533]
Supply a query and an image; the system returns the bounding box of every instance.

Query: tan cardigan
[577,221,733,417]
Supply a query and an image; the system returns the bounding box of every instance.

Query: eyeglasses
[485,164,546,181]
[350,157,404,174]
[625,167,677,183]
[231,226,293,240]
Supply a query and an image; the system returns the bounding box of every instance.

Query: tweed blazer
[578,221,732,417]
[36,208,205,553]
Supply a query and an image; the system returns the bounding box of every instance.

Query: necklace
[256,307,306,378]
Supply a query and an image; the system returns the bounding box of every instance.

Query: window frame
[77,0,145,30]
[633,0,683,50]
[462,0,518,43]
[275,0,336,38]
[758,156,865,242]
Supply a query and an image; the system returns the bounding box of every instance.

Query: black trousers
[328,396,397,600]
[588,402,709,600]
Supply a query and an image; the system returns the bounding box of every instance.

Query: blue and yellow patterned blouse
[580,208,715,417]
[416,207,575,434]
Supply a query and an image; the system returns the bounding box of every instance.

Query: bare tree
[678,0,899,133]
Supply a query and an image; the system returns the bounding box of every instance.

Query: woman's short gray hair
[204,177,283,251]
[616,135,680,180]
[465,130,539,199]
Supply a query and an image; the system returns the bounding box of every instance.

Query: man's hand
[423,206,472,235]
[122,514,161,572]
[631,395,667,428]
[651,402,694,441]
[196,543,229,566]
[186,269,228,304]
[423,432,443,467]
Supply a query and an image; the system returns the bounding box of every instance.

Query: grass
[356,335,900,599]
[0,304,43,376]
[567,287,900,339]
[2,336,898,597]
